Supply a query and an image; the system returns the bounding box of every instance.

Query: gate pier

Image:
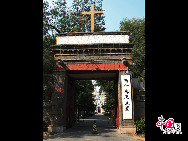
[48,70,68,133]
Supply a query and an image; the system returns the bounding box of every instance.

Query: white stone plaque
[56,35,129,45]
[121,75,132,119]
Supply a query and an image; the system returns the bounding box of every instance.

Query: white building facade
[92,80,106,114]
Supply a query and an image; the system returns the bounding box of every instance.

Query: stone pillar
[118,70,136,134]
[118,70,126,127]
[66,78,75,129]
[48,70,67,133]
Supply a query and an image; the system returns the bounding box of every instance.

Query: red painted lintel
[56,64,127,71]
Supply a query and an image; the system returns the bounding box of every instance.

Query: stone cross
[82,4,103,32]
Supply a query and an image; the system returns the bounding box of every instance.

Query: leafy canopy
[95,80,115,117]
[75,80,96,117]
[120,18,145,81]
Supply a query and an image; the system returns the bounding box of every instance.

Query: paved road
[44,114,137,141]
[77,113,114,127]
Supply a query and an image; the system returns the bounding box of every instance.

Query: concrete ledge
[48,125,66,133]
[118,126,136,134]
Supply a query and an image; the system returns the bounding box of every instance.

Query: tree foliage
[43,34,56,99]
[74,80,96,117]
[43,35,55,74]
[96,80,115,117]
[120,18,145,81]
[43,0,105,34]
[69,0,105,32]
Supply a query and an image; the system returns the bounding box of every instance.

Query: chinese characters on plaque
[121,75,132,119]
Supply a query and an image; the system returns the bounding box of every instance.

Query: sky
[45,0,145,31]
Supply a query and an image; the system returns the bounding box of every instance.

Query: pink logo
[156,120,166,127]
[156,115,182,134]
[166,118,174,129]
[156,117,174,128]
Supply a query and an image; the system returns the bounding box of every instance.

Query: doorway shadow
[45,114,118,140]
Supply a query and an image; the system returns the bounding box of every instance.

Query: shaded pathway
[44,114,137,141]
[76,113,114,127]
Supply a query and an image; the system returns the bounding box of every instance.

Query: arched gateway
[48,31,136,134]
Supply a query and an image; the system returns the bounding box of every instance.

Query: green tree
[43,0,56,98]
[74,80,96,118]
[96,80,115,118]
[120,18,145,82]
[43,0,68,34]
[43,35,56,102]
[43,35,55,74]
[70,0,105,32]
[43,0,105,34]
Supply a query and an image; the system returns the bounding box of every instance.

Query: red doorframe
[116,100,119,128]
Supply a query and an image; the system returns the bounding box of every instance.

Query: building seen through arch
[92,80,106,114]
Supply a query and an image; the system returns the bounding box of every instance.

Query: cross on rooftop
[82,4,103,32]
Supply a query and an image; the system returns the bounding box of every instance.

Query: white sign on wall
[56,35,129,45]
[121,75,132,119]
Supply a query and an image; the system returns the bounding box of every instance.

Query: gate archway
[48,31,135,133]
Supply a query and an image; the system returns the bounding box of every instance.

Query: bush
[134,117,145,135]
